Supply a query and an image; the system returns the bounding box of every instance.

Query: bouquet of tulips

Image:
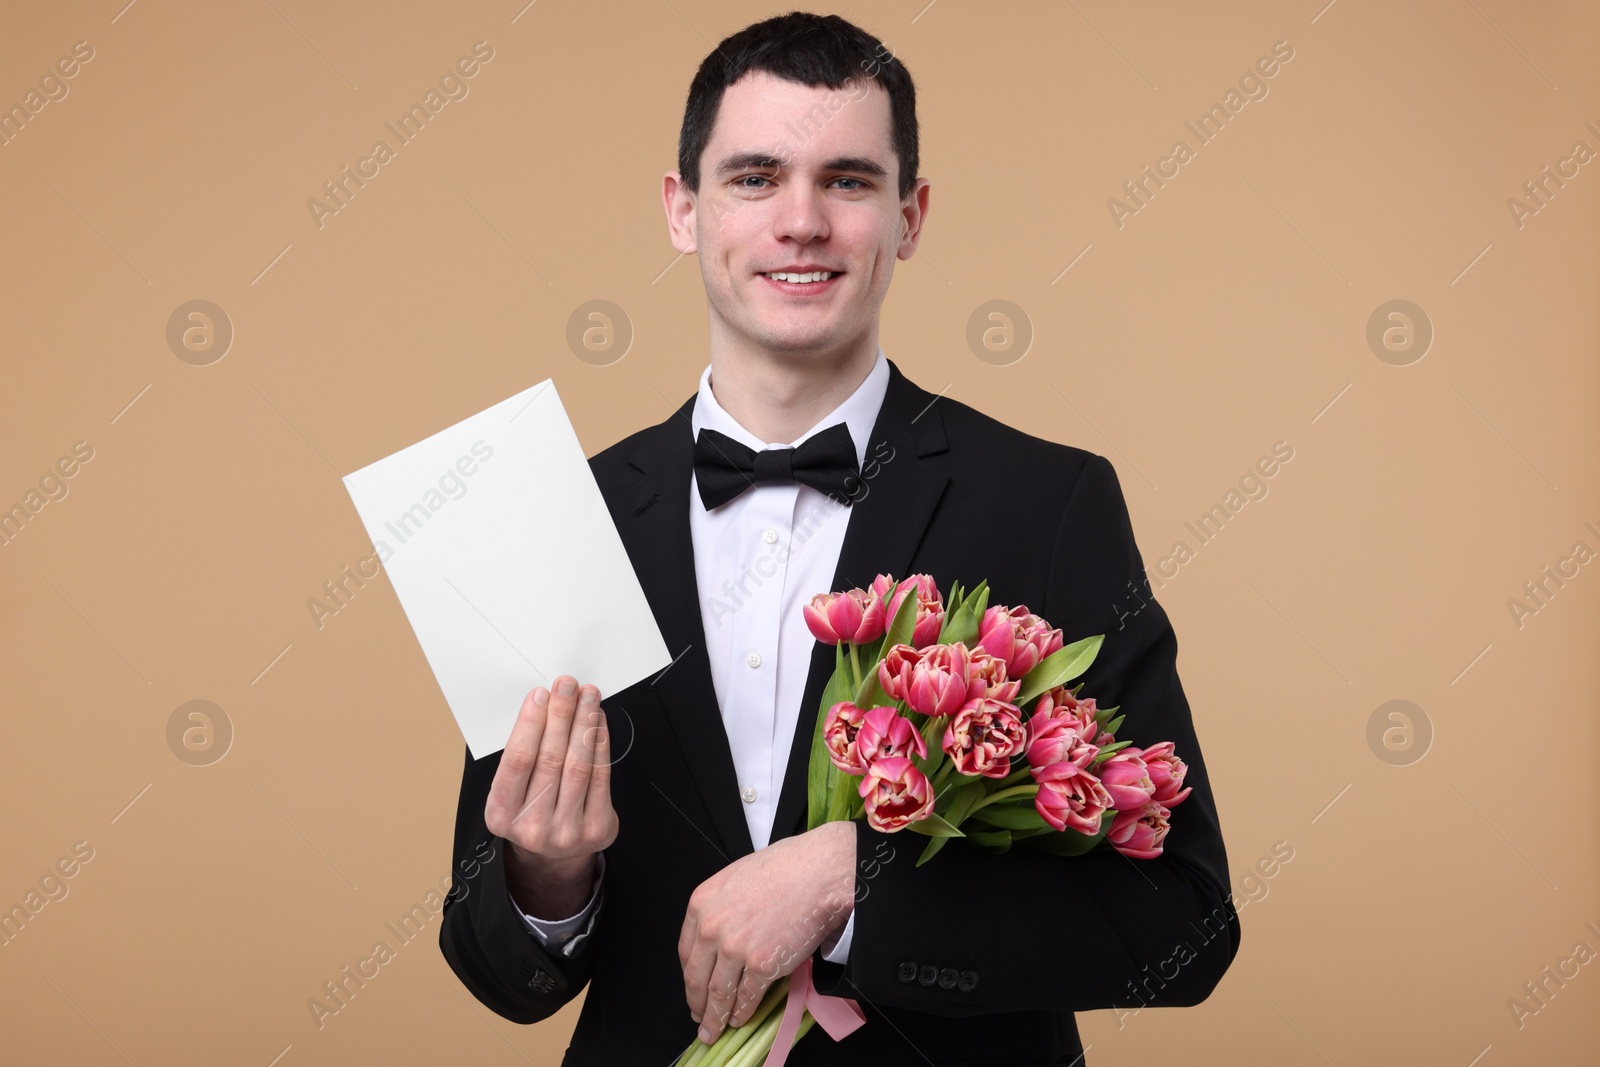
[673,574,1192,1067]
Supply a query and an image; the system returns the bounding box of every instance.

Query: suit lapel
[613,358,950,861]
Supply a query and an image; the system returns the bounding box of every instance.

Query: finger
[581,699,616,845]
[552,684,601,828]
[700,953,746,1042]
[484,686,548,832]
[515,676,581,832]
[728,963,768,1030]
[681,926,714,1022]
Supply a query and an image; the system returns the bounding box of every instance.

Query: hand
[679,821,855,1044]
[484,676,618,919]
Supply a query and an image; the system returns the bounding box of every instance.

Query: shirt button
[741,786,757,803]
[762,528,778,544]
[746,651,762,668]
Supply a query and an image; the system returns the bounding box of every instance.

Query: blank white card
[342,380,670,759]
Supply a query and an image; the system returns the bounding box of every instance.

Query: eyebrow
[711,152,890,180]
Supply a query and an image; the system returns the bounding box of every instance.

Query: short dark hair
[677,11,919,202]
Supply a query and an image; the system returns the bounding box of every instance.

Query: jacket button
[898,961,917,984]
[958,969,978,992]
[938,967,958,989]
[918,964,938,987]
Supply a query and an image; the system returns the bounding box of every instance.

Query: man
[439,12,1238,1064]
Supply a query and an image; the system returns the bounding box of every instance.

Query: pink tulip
[1031,686,1105,746]
[881,642,974,718]
[1109,800,1172,859]
[822,701,870,774]
[1024,710,1098,771]
[966,647,1020,706]
[876,643,922,703]
[855,705,927,765]
[858,756,935,831]
[977,604,1064,679]
[1097,751,1158,810]
[1032,760,1112,835]
[804,587,886,645]
[873,573,946,648]
[943,697,1027,778]
[1128,741,1191,808]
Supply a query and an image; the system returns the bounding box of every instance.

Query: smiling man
[439,12,1238,1065]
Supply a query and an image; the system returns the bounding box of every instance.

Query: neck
[706,332,879,445]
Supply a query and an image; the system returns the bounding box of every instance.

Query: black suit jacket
[439,358,1240,1065]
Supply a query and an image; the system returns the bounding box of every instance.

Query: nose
[772,181,829,244]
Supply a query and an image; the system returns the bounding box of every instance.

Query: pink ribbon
[761,957,866,1067]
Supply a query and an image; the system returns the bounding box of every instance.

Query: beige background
[2,0,1597,1064]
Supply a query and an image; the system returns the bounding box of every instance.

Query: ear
[663,171,699,255]
[896,177,931,261]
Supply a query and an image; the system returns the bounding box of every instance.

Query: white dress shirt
[513,348,890,968]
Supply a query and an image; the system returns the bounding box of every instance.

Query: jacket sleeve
[438,743,606,1023]
[811,452,1240,1016]
[513,853,606,954]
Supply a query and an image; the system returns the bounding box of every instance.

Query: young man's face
[665,70,929,361]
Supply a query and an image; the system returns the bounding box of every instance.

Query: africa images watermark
[0,840,96,949]
[0,440,96,549]
[1107,39,1296,229]
[1110,440,1296,629]
[702,438,896,630]
[1113,838,1294,1029]
[0,39,95,149]
[1505,519,1600,631]
[1506,918,1600,1031]
[1505,119,1599,231]
[306,41,496,230]
[308,439,495,630]
[306,839,496,1029]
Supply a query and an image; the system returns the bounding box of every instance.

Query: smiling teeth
[764,271,834,283]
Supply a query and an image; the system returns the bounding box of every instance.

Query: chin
[751,326,849,356]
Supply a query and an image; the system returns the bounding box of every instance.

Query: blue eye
[733,176,868,190]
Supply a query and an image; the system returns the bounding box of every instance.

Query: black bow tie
[693,422,860,510]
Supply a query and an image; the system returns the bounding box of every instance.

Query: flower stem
[698,979,792,1067]
[848,642,861,692]
[723,1000,801,1067]
[997,765,1032,788]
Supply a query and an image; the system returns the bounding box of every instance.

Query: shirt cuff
[820,908,854,965]
[511,853,606,959]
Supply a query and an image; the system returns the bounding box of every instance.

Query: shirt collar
[689,347,889,470]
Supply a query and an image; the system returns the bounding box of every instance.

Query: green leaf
[968,803,1045,830]
[915,835,950,867]
[963,828,1013,850]
[807,645,856,831]
[905,810,966,837]
[943,580,966,619]
[965,578,989,606]
[1020,814,1111,856]
[945,780,987,827]
[856,590,921,707]
[1008,826,1054,841]
[1015,635,1104,706]
[883,583,920,648]
[939,606,979,647]
[1102,714,1125,736]
[1089,739,1133,767]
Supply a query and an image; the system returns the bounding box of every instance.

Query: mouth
[758,270,843,296]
